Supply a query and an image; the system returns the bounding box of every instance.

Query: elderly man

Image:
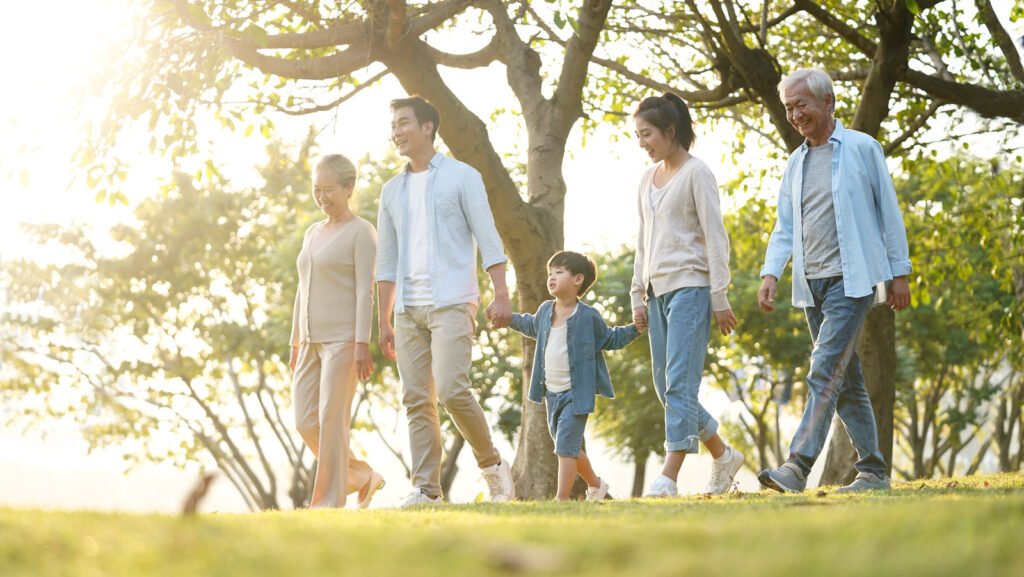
[757,69,912,493]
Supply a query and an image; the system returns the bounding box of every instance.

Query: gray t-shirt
[801,143,843,279]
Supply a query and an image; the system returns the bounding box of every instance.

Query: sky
[1,1,1021,512]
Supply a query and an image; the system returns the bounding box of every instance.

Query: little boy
[509,251,642,500]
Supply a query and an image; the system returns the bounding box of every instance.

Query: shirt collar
[799,119,845,152]
[403,151,444,173]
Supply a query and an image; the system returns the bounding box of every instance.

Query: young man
[376,95,515,506]
[757,69,912,493]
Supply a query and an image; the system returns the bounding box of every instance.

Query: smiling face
[547,266,583,299]
[634,116,676,163]
[390,106,434,160]
[313,168,352,218]
[783,81,835,146]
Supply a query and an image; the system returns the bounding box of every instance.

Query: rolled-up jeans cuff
[699,417,719,442]
[666,436,700,454]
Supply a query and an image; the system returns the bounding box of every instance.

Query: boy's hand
[632,306,648,331]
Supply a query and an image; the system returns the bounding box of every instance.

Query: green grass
[2,474,1022,577]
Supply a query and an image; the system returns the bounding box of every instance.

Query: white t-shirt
[543,306,577,393]
[403,170,434,305]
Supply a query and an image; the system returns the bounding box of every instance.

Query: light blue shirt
[760,121,912,308]
[376,152,508,313]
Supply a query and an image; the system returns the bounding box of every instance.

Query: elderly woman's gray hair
[778,68,835,112]
[315,154,357,187]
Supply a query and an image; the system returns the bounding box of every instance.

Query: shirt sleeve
[460,167,508,271]
[630,172,648,310]
[375,184,398,283]
[867,140,912,277]
[691,165,732,312]
[761,159,796,281]
[354,223,377,344]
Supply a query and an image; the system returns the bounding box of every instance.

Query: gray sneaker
[758,462,807,493]
[835,472,891,493]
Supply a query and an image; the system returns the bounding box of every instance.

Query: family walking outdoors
[288,67,912,509]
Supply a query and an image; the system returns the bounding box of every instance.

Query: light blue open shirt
[760,121,912,308]
[376,152,508,314]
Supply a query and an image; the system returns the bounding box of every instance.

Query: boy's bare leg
[556,457,579,500]
[576,450,600,487]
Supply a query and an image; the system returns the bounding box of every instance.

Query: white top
[544,323,572,393]
[403,170,434,305]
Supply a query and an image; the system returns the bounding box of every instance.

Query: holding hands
[487,293,513,328]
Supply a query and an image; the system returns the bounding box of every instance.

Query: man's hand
[379,322,397,361]
[355,342,374,380]
[487,293,512,328]
[889,275,910,312]
[714,309,738,336]
[289,345,299,372]
[632,306,649,331]
[757,275,778,312]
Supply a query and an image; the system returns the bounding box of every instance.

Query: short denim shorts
[545,390,588,458]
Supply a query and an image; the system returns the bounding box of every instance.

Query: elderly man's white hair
[778,68,835,113]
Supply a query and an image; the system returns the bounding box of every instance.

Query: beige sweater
[630,157,732,312]
[291,217,376,346]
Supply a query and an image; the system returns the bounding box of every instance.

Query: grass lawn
[1,473,1021,577]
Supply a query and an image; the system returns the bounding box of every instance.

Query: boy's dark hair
[390,95,441,142]
[547,251,598,297]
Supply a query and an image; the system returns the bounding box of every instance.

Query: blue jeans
[788,277,888,477]
[647,286,719,453]
[545,390,589,457]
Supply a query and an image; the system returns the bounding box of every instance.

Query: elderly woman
[289,154,384,508]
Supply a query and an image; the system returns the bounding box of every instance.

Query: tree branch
[974,0,1024,84]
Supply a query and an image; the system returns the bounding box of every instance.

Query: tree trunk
[439,433,466,499]
[632,452,648,498]
[820,306,897,484]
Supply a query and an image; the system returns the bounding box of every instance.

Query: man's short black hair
[390,95,440,142]
[547,251,598,297]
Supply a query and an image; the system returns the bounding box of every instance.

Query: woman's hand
[289,345,299,372]
[713,309,738,336]
[355,343,374,381]
[632,306,648,331]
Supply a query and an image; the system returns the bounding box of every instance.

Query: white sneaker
[643,474,678,498]
[393,489,442,508]
[585,478,610,501]
[481,458,515,502]
[705,447,745,496]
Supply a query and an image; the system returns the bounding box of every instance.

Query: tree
[81,0,1024,495]
[2,138,325,510]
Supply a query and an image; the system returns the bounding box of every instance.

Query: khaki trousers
[293,341,373,508]
[396,304,500,498]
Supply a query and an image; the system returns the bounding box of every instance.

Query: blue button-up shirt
[760,121,912,308]
[510,301,641,415]
[376,152,508,313]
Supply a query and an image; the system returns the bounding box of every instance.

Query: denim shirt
[510,301,641,415]
[760,121,912,308]
[376,152,508,314]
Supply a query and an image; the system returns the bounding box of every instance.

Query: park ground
[1,473,1021,577]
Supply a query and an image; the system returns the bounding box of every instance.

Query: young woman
[630,93,744,497]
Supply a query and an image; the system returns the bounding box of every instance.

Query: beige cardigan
[291,217,376,346]
[630,157,732,312]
